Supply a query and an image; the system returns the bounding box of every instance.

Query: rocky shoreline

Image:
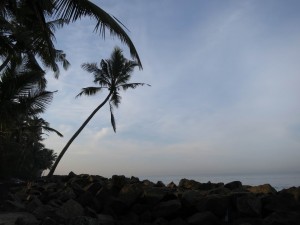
[0,172,300,225]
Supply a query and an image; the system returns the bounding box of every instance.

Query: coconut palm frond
[110,91,121,108]
[110,103,116,132]
[119,83,151,91]
[76,86,103,98]
[53,0,142,68]
[41,126,63,137]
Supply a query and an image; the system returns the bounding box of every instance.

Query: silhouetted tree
[0,0,142,76]
[48,47,149,177]
[0,56,62,179]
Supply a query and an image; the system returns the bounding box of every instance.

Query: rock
[142,179,155,187]
[224,181,242,190]
[69,216,99,225]
[40,217,57,225]
[167,182,177,189]
[262,194,300,214]
[187,211,221,225]
[152,199,182,219]
[178,179,201,190]
[279,186,300,201]
[169,218,189,225]
[68,171,77,179]
[15,215,39,225]
[263,211,300,225]
[83,182,103,195]
[97,214,115,225]
[196,195,230,218]
[119,183,144,206]
[236,195,262,217]
[246,184,277,195]
[155,181,166,188]
[105,196,128,215]
[181,190,205,206]
[118,212,139,225]
[130,176,140,184]
[139,210,152,223]
[143,187,177,206]
[4,199,26,211]
[111,175,127,190]
[0,212,38,225]
[32,204,55,220]
[26,196,43,212]
[55,199,84,221]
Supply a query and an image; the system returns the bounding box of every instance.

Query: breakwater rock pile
[1,172,300,225]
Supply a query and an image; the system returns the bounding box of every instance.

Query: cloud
[42,0,300,177]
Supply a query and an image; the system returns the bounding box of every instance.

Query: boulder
[154,181,166,188]
[181,190,205,206]
[97,214,115,225]
[152,199,182,219]
[187,211,221,225]
[0,212,38,225]
[263,211,300,225]
[119,183,144,206]
[246,184,277,195]
[169,217,189,225]
[196,195,230,219]
[236,195,262,217]
[178,179,201,190]
[279,186,300,201]
[224,181,242,190]
[83,182,103,195]
[143,187,177,205]
[167,182,177,189]
[111,175,127,190]
[55,199,84,221]
[69,216,99,225]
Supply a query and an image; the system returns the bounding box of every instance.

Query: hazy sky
[43,0,300,177]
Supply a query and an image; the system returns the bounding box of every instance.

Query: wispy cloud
[43,0,300,177]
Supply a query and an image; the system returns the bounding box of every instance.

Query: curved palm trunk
[47,92,112,177]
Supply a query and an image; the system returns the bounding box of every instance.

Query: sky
[43,0,300,178]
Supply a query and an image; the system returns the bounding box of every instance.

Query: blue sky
[43,0,300,177]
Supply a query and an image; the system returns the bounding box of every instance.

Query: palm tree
[0,0,142,73]
[0,55,63,178]
[48,46,149,177]
[0,1,70,77]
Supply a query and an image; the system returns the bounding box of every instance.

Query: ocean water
[140,173,300,191]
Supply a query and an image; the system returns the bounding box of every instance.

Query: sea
[140,173,300,191]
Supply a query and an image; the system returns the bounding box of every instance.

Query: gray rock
[152,199,181,219]
[246,184,277,195]
[55,199,84,221]
[143,187,176,206]
[69,216,99,225]
[97,214,115,225]
[167,182,177,189]
[187,211,221,225]
[178,179,201,190]
[119,183,144,206]
[264,211,300,225]
[84,182,103,195]
[169,218,189,225]
[196,195,230,218]
[279,186,300,201]
[224,181,242,190]
[111,175,127,190]
[236,196,262,217]
[154,181,165,188]
[0,212,37,225]
[181,190,205,206]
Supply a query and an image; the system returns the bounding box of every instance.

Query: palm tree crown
[47,47,149,176]
[78,46,149,131]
